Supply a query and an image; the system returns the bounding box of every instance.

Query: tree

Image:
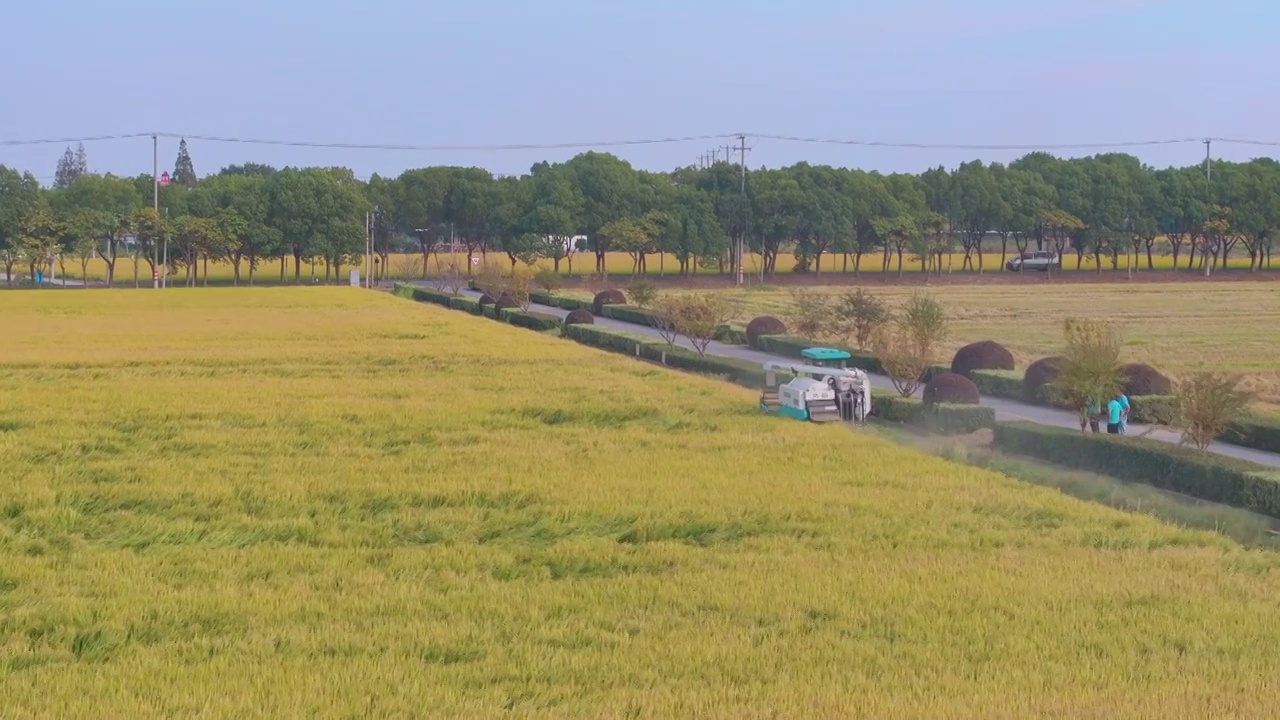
[666,294,736,356]
[0,165,42,284]
[172,138,198,188]
[193,174,275,284]
[1175,372,1251,451]
[562,152,642,276]
[170,215,225,286]
[787,288,836,339]
[1045,319,1125,430]
[656,184,723,275]
[130,208,170,286]
[872,293,947,397]
[389,167,450,277]
[53,144,88,189]
[52,174,143,287]
[837,289,889,350]
[19,197,58,282]
[951,161,1001,272]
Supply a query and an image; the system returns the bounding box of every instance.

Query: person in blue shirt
[1106,397,1124,435]
[1116,392,1130,434]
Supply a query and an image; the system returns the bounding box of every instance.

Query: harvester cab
[759,348,871,423]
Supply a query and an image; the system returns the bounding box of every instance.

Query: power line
[2,130,1277,153]
[750,133,1208,151]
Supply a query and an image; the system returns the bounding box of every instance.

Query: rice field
[2,289,1280,718]
[33,246,1266,284]
[561,281,1280,407]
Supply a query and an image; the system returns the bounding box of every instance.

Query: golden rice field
[39,246,1262,283]
[565,281,1280,406]
[3,289,1280,718]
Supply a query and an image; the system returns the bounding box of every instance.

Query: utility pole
[737,133,748,286]
[1204,138,1212,190]
[152,134,159,289]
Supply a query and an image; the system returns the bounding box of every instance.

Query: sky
[1,0,1276,184]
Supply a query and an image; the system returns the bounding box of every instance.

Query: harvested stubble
[0,288,1279,719]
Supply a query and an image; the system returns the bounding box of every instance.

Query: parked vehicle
[1006,251,1061,272]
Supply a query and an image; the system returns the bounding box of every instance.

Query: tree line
[2,145,1278,287]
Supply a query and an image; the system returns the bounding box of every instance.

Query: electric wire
[1,131,1274,152]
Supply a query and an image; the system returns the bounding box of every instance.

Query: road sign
[152,271,159,282]
[159,172,170,186]
[349,269,360,287]
[471,257,479,265]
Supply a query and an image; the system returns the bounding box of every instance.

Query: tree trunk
[280,256,286,283]
[132,250,140,288]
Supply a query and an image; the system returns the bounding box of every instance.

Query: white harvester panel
[779,377,838,422]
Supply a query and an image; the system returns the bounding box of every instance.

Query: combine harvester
[759,347,871,424]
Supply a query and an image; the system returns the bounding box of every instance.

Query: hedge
[872,396,996,435]
[1225,415,1280,454]
[993,421,1280,519]
[498,308,562,332]
[970,369,1025,402]
[529,294,589,312]
[448,296,481,314]
[714,325,748,345]
[393,284,454,307]
[1129,395,1177,425]
[600,304,664,326]
[563,324,765,389]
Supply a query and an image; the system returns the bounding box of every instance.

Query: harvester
[759,347,871,423]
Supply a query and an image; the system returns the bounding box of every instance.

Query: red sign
[159,172,170,186]
[152,271,159,281]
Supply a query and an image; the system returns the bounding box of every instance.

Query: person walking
[1116,392,1130,434]
[1106,396,1124,435]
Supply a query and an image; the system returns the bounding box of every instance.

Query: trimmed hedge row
[714,325,748,345]
[529,292,590,312]
[1129,395,1177,425]
[873,396,996,435]
[993,421,1280,519]
[599,304,664,325]
[1225,416,1280,454]
[970,369,1025,400]
[501,308,563,332]
[563,324,766,389]
[394,284,563,334]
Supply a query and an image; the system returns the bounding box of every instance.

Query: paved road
[444,287,1280,469]
[2,272,85,287]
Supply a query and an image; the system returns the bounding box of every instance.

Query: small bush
[837,289,889,350]
[1023,356,1064,403]
[494,293,520,312]
[534,268,562,293]
[592,289,627,315]
[786,289,836,340]
[1176,371,1251,451]
[951,340,1015,379]
[745,316,787,348]
[564,309,595,326]
[1122,363,1173,396]
[626,281,658,308]
[922,373,981,407]
[477,293,496,308]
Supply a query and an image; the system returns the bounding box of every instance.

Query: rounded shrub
[494,293,520,312]
[1023,356,1064,401]
[592,289,627,315]
[745,316,787,348]
[564,309,594,326]
[1121,363,1172,396]
[477,293,496,307]
[922,372,981,407]
[950,340,1015,378]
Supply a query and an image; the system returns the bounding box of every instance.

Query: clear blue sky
[1,0,1275,184]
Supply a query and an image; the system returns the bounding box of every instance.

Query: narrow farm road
[442,287,1280,470]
